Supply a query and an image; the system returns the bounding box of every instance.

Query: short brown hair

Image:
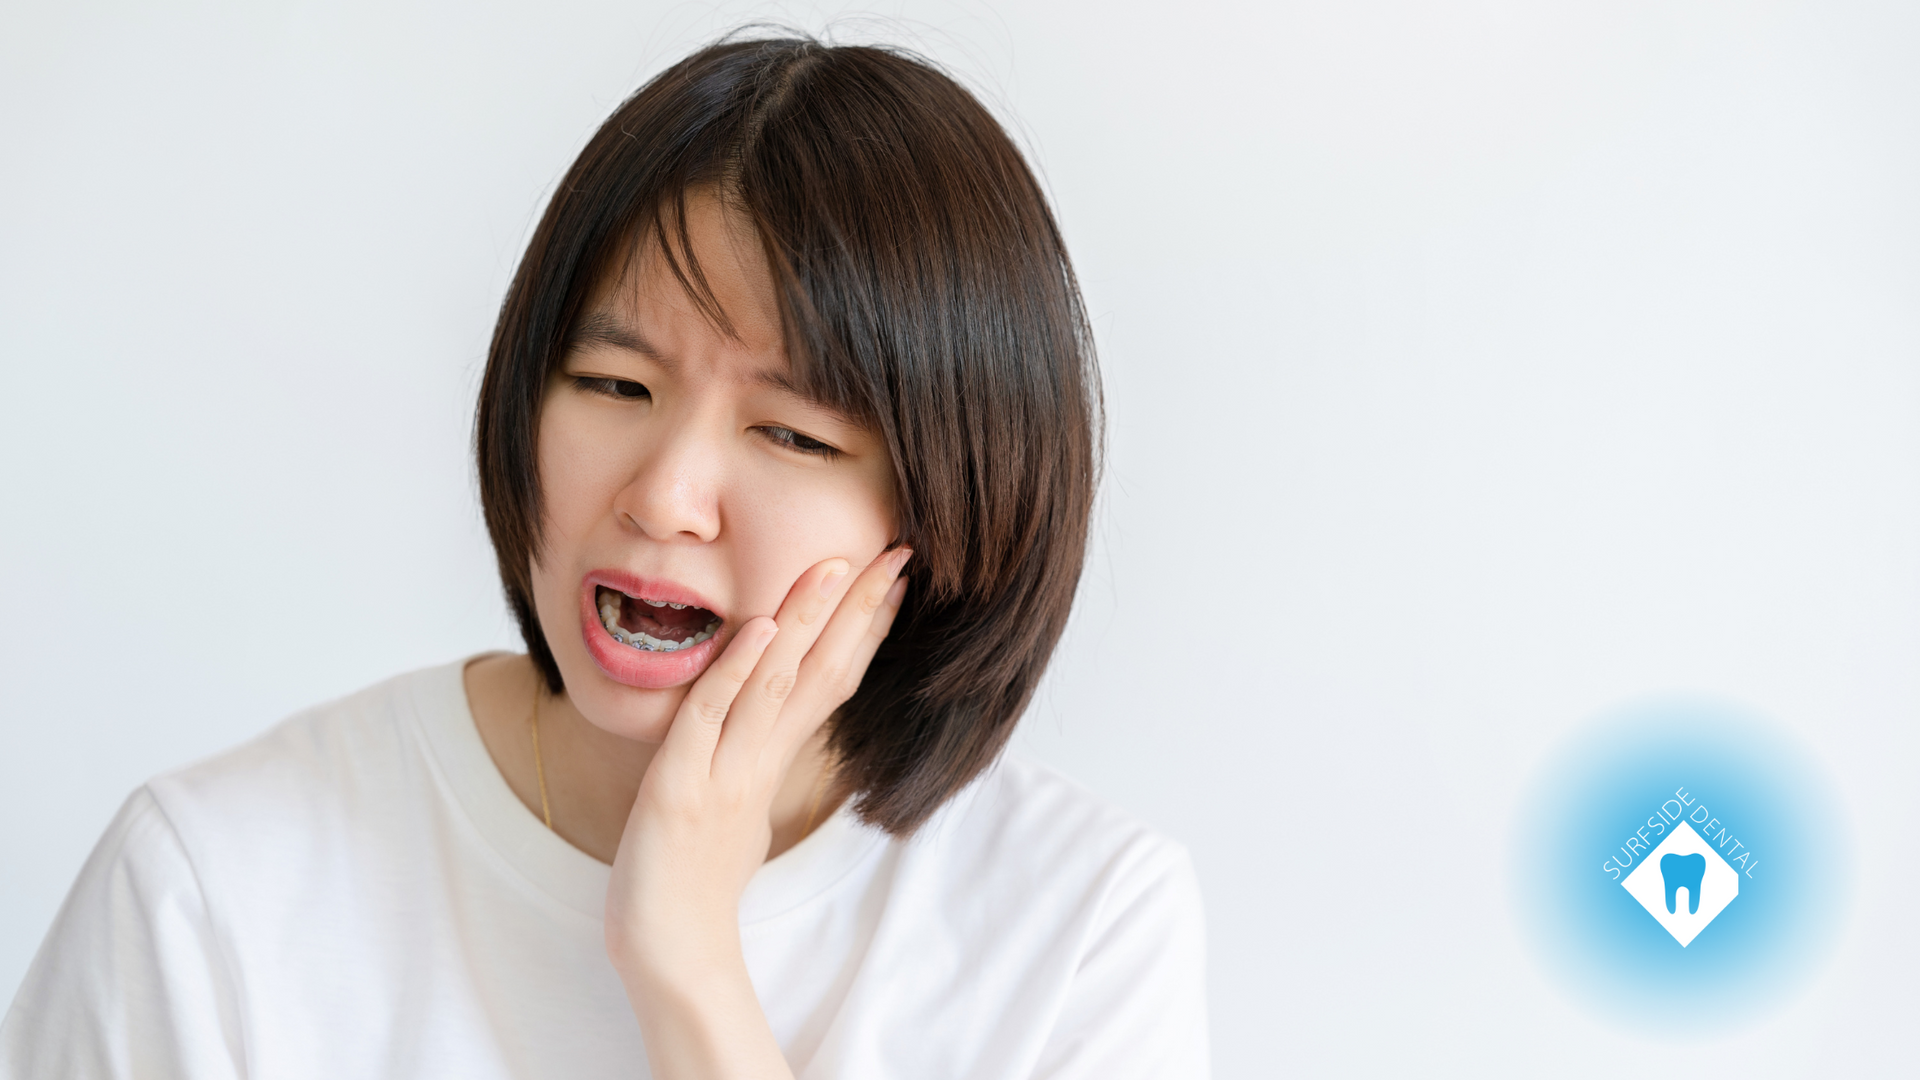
[476,36,1099,835]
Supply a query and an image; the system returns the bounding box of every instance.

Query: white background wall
[4,1,1917,1074]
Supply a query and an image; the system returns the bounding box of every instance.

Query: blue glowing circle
[1512,699,1849,1028]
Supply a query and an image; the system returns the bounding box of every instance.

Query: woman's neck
[464,653,836,865]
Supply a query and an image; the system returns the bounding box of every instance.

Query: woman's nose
[613,417,722,544]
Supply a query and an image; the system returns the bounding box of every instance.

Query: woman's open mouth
[594,586,721,652]
[578,574,727,690]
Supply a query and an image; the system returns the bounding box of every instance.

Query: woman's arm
[1,788,245,1080]
[604,548,911,1078]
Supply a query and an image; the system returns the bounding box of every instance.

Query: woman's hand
[604,547,911,1078]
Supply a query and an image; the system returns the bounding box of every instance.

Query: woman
[3,36,1208,1078]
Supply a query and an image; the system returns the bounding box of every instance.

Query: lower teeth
[598,599,719,653]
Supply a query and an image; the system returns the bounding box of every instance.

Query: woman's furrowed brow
[751,367,807,397]
[568,312,671,369]
[751,367,847,416]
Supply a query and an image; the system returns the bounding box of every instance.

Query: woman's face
[529,192,897,743]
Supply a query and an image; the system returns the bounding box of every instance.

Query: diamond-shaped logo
[1621,822,1739,946]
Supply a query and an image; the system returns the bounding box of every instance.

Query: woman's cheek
[727,485,857,611]
[724,449,891,588]
[541,414,626,534]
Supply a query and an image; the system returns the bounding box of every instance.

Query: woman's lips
[578,573,725,690]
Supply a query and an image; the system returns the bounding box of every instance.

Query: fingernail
[892,547,914,573]
[818,560,850,598]
[884,577,908,609]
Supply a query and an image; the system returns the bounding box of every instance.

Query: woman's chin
[570,680,687,744]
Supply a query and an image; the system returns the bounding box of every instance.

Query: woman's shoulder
[142,661,465,858]
[907,753,1201,916]
[850,756,1208,1070]
[945,754,1184,853]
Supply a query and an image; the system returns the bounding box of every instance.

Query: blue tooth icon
[1661,853,1707,915]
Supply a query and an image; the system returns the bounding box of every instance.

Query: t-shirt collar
[408,656,883,925]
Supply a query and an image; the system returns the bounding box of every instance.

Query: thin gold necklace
[527,683,553,830]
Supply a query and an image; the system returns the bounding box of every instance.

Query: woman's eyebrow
[751,367,807,397]
[751,367,849,417]
[568,311,673,370]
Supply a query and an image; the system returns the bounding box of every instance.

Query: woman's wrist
[616,941,745,1012]
[606,907,743,992]
[614,930,792,1079]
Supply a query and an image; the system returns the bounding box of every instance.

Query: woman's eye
[575,377,650,400]
[761,426,840,459]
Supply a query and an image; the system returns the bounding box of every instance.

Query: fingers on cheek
[847,579,885,618]
[761,667,798,705]
[819,660,858,705]
[867,579,907,636]
[840,560,902,625]
[815,561,850,602]
[725,619,780,667]
[793,560,849,626]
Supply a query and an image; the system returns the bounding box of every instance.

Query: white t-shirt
[2,660,1208,1078]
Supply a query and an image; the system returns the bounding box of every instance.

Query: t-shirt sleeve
[1029,841,1211,1080]
[1,787,245,1080]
